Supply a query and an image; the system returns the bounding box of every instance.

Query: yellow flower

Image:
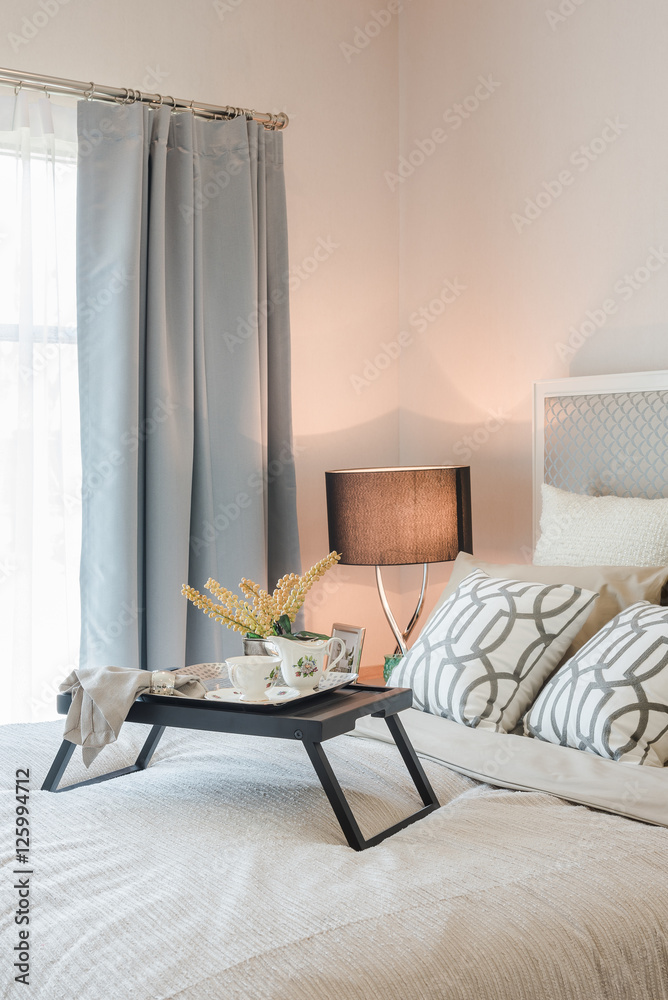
[181,552,341,637]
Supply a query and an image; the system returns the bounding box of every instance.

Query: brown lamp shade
[325,466,472,566]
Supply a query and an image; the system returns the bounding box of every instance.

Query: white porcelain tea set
[210,635,352,704]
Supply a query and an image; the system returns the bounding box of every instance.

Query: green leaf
[272,615,293,637]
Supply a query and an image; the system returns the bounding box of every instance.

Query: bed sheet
[0,720,667,1000]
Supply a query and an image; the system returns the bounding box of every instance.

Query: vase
[242,637,279,657]
[383,654,403,683]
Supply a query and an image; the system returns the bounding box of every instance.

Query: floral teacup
[272,636,347,692]
[225,655,282,701]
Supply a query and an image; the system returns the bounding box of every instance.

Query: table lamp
[325,466,472,655]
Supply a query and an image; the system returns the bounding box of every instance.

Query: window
[0,96,80,723]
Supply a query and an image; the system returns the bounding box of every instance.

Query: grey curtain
[76,101,300,670]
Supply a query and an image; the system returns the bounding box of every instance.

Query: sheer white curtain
[0,92,79,723]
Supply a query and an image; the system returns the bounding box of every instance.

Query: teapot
[271,635,347,691]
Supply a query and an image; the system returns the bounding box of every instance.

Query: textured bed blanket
[1,720,667,1000]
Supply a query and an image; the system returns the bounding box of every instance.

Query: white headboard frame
[533,370,668,548]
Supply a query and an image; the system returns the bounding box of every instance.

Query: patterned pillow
[427,552,668,665]
[388,569,597,733]
[525,602,668,766]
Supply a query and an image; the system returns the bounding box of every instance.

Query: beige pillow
[428,552,668,662]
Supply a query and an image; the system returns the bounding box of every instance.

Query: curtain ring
[43,84,51,100]
[164,95,177,112]
[84,82,95,100]
[148,93,163,110]
[188,99,196,114]
[14,81,23,95]
[115,87,130,105]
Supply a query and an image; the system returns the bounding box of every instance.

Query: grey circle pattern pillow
[525,601,668,766]
[389,569,597,733]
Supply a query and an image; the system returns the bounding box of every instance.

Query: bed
[2,371,668,1000]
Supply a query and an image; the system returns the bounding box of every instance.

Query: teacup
[224,655,282,701]
[273,636,347,692]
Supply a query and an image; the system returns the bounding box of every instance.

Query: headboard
[533,370,668,546]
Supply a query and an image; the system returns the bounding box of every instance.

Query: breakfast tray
[141,670,359,712]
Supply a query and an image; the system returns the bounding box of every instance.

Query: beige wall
[4,0,667,666]
[397,0,668,625]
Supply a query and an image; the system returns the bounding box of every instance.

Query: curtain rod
[0,66,288,130]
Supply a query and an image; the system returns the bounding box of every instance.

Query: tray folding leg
[302,712,439,851]
[41,725,166,792]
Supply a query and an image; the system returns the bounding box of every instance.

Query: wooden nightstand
[357,664,385,685]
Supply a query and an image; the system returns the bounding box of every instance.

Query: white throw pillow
[525,602,668,767]
[534,483,668,567]
[388,569,597,733]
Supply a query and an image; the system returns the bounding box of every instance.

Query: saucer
[205,686,302,706]
[203,672,359,709]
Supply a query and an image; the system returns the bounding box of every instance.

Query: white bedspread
[1,720,667,1000]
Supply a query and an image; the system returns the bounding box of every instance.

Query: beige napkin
[59,665,206,767]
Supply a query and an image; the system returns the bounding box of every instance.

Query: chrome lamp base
[375,563,428,657]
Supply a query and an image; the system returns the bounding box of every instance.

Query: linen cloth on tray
[59,664,206,765]
[1,720,667,1000]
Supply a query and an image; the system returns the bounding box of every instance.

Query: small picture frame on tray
[331,623,366,673]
